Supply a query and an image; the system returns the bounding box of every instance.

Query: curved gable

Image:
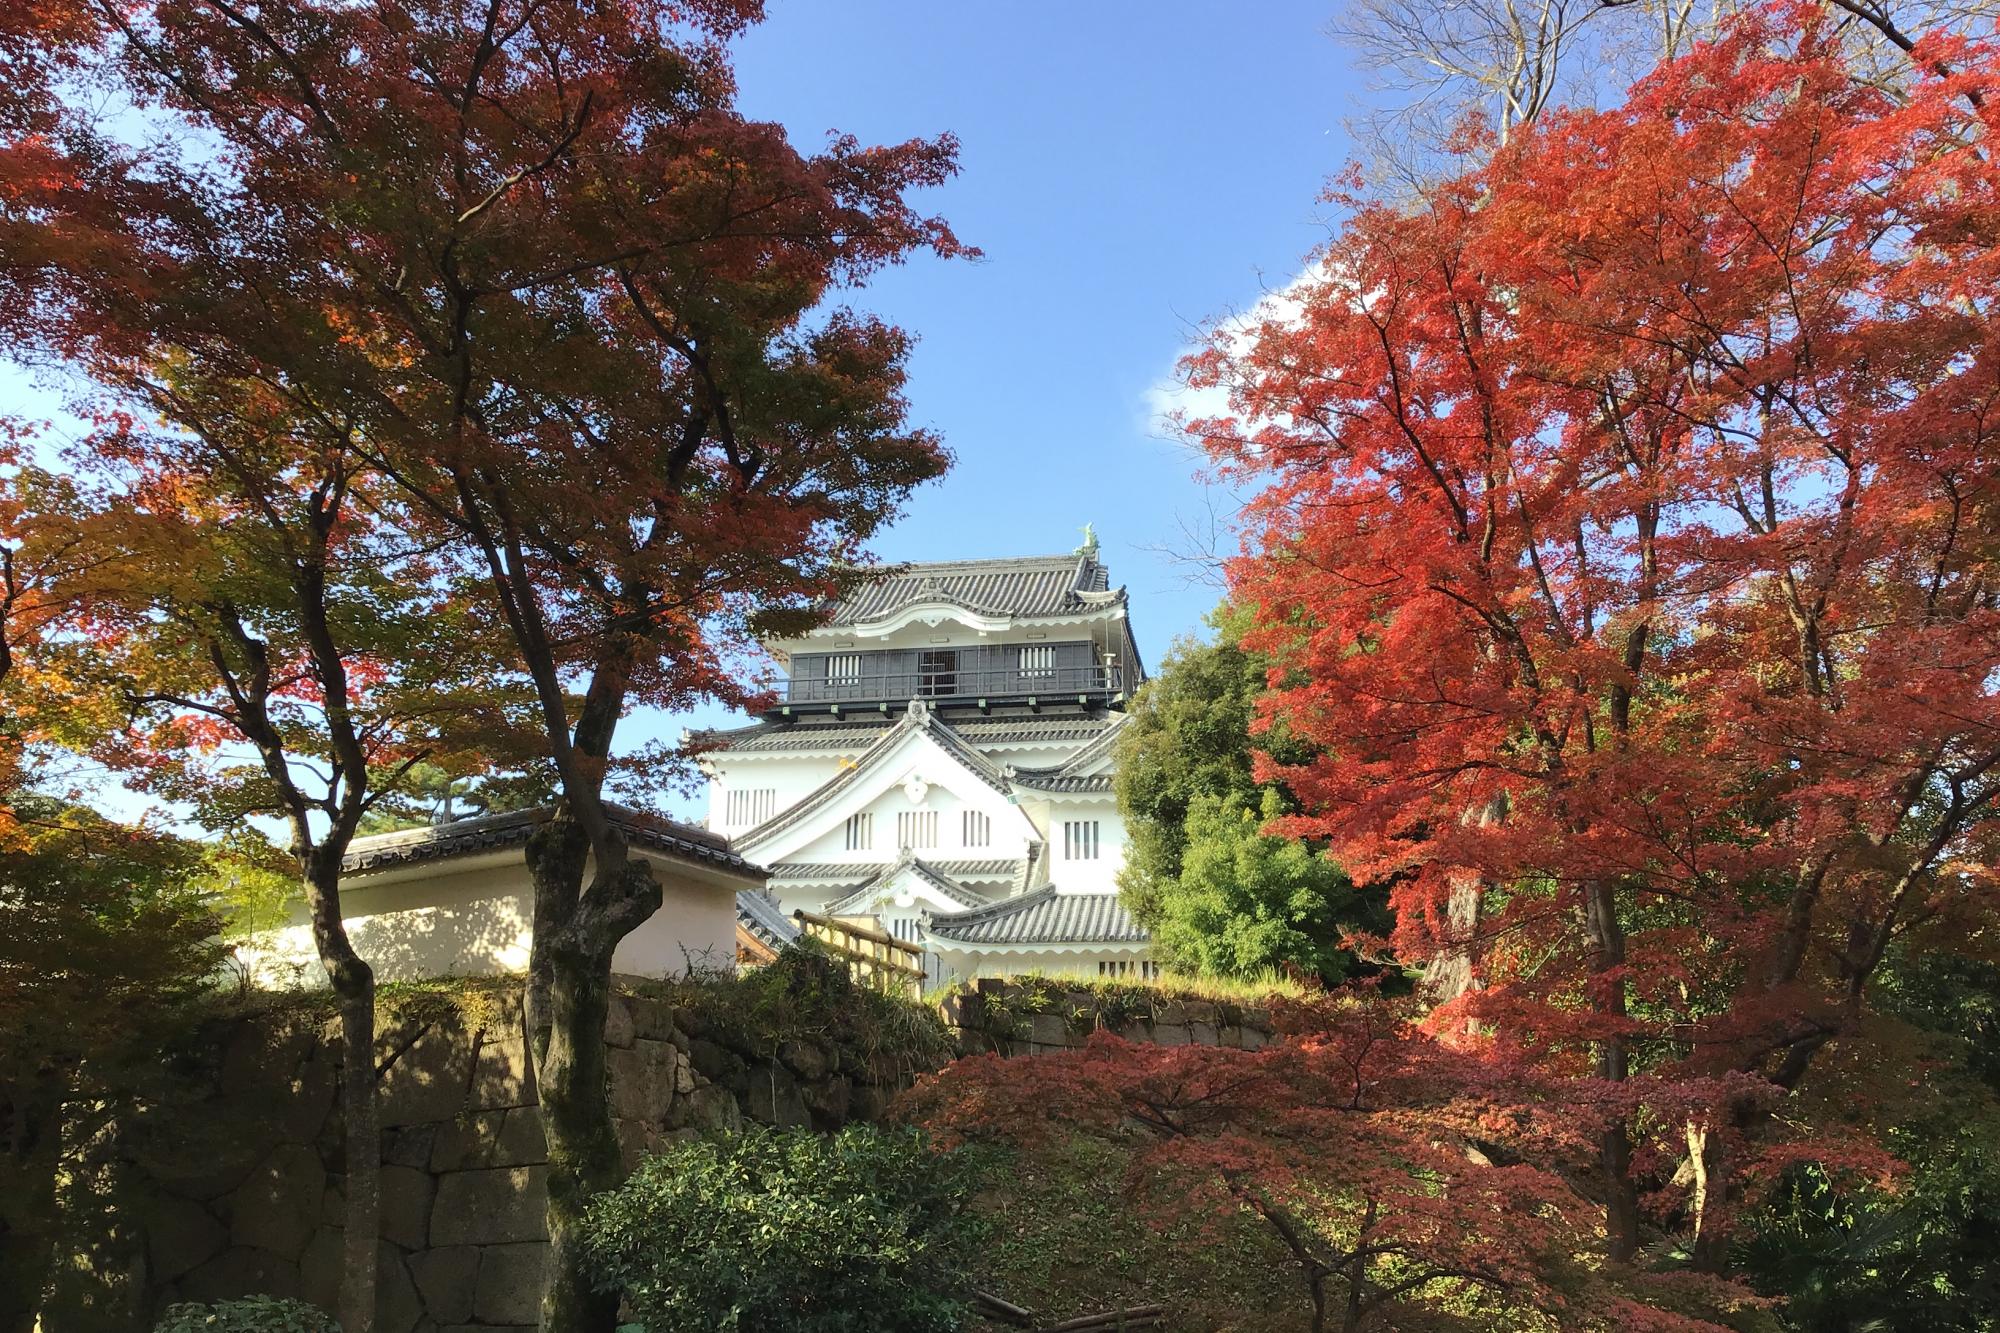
[733,703,1040,866]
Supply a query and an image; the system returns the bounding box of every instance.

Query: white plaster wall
[236,852,744,987]
[782,778,1033,867]
[235,858,537,988]
[929,945,1150,985]
[1028,796,1127,893]
[612,855,739,979]
[707,753,847,834]
[737,731,1042,867]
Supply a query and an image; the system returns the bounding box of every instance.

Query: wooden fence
[791,908,928,998]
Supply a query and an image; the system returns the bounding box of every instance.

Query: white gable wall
[736,727,1039,868]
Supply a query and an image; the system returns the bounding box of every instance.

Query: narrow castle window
[725,787,777,828]
[897,809,939,849]
[844,812,873,851]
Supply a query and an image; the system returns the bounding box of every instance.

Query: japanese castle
[701,530,1157,983]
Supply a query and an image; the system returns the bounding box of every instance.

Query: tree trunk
[1422,794,1505,1008]
[525,816,589,1067]
[305,856,378,1333]
[538,937,625,1332]
[0,1089,59,1333]
[1584,879,1641,1264]
[333,981,379,1333]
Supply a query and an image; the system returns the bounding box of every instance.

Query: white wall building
[235,806,766,987]
[703,534,1157,983]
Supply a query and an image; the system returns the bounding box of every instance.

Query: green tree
[0,798,222,1333]
[1115,606,1379,982]
[1156,788,1370,981]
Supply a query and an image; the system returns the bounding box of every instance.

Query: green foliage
[354,761,556,835]
[582,1122,983,1333]
[1156,788,1371,982]
[152,1296,340,1332]
[0,798,227,1327]
[1114,605,1382,983]
[1114,604,1272,908]
[1737,945,2000,1331]
[197,827,300,938]
[639,942,954,1078]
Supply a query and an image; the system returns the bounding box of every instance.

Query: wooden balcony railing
[792,908,927,998]
[788,661,1121,706]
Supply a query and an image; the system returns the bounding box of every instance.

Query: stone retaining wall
[132,984,921,1333]
[130,978,1278,1331]
[939,978,1276,1056]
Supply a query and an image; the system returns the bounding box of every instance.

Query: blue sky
[719,3,1368,656]
[4,1,1384,820]
[633,1,1379,801]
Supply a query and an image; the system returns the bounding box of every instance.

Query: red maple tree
[1184,2,2000,1266]
[902,993,1781,1331]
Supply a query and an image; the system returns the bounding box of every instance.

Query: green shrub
[153,1296,340,1332]
[583,1122,982,1333]
[639,942,955,1079]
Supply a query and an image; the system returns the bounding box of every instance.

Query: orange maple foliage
[1185,0,2000,1269]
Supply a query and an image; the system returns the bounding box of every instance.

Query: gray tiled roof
[825,553,1123,627]
[735,891,800,950]
[824,854,990,913]
[343,806,765,881]
[926,886,1148,946]
[1008,772,1116,794]
[771,859,1023,883]
[1005,712,1126,793]
[694,718,897,753]
[699,712,1122,755]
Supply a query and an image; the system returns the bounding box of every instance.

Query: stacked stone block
[132,979,1277,1330]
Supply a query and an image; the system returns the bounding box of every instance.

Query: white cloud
[1138,269,1317,440]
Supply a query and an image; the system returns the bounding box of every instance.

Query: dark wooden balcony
[777,642,1124,712]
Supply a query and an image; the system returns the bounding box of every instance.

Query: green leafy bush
[153,1296,340,1332]
[583,1123,982,1333]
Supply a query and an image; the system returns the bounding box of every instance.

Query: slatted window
[1018,644,1057,678]
[897,809,938,849]
[1063,819,1100,860]
[826,653,863,686]
[889,915,923,943]
[844,812,873,852]
[725,787,777,828]
[1098,960,1162,980]
[962,810,991,848]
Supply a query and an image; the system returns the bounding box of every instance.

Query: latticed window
[889,916,923,942]
[897,809,939,849]
[826,653,863,686]
[844,812,873,852]
[962,810,991,847]
[918,649,957,697]
[1018,644,1056,677]
[1063,820,1099,860]
[725,788,777,828]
